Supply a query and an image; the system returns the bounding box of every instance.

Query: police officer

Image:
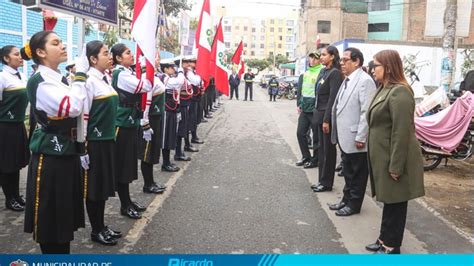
[268,76,279,102]
[243,68,255,101]
[160,58,185,172]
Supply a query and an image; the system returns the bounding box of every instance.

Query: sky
[188,0,301,18]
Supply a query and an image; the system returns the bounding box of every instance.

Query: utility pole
[440,0,457,93]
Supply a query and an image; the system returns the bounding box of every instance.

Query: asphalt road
[0,85,471,254]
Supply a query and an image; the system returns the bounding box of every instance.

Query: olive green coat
[367,84,425,204]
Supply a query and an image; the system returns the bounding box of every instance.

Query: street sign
[38,0,118,25]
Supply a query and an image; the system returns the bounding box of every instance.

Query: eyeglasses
[340,58,351,63]
[372,63,383,68]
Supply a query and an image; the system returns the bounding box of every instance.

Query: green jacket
[367,84,424,204]
[298,64,322,113]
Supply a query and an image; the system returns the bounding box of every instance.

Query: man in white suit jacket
[329,47,376,216]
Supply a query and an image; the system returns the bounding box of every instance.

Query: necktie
[103,76,109,85]
[61,76,69,86]
[15,72,22,80]
[338,78,350,102]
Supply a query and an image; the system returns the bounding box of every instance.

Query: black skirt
[189,101,199,132]
[161,111,177,150]
[138,114,162,164]
[0,122,30,173]
[85,140,116,201]
[177,105,189,137]
[24,153,85,244]
[115,127,138,184]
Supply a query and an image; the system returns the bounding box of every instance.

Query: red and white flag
[131,0,157,116]
[210,18,229,96]
[195,0,213,87]
[231,41,243,65]
[238,59,245,79]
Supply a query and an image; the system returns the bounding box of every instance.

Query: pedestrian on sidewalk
[311,45,343,193]
[328,47,376,216]
[365,49,424,254]
[0,44,30,212]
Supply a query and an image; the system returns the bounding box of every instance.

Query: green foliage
[461,49,474,78]
[247,59,271,71]
[102,27,119,48]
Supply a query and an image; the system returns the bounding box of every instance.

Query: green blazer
[367,83,425,204]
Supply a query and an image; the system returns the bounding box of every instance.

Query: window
[224,26,231,32]
[251,51,255,56]
[287,28,293,34]
[269,43,274,48]
[260,35,265,41]
[270,19,275,24]
[260,44,265,48]
[235,26,239,30]
[252,27,256,33]
[286,52,290,57]
[251,44,256,48]
[279,36,283,41]
[244,26,248,31]
[244,43,248,48]
[286,20,294,26]
[225,42,230,48]
[368,23,390,32]
[261,28,265,33]
[317,20,331,34]
[270,27,274,32]
[286,36,293,42]
[279,28,282,33]
[368,0,390,11]
[278,44,282,49]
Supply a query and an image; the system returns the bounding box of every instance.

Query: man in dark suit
[229,70,240,100]
[329,47,376,216]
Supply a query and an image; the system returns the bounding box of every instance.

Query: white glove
[143,127,153,141]
[76,44,90,73]
[177,112,182,122]
[139,55,147,68]
[80,154,90,170]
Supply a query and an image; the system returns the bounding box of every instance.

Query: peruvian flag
[131,0,157,116]
[195,0,213,87]
[231,41,243,65]
[238,59,245,79]
[210,18,229,96]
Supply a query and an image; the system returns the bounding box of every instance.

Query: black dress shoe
[201,118,208,123]
[303,161,318,169]
[310,184,319,189]
[335,206,359,216]
[335,164,343,172]
[104,226,122,239]
[154,183,167,190]
[295,158,310,166]
[328,201,346,211]
[120,206,141,219]
[161,164,180,172]
[174,155,191,161]
[143,185,165,194]
[376,246,401,254]
[366,239,382,252]
[6,199,24,211]
[16,195,26,206]
[191,139,204,144]
[312,185,332,192]
[184,146,199,152]
[338,171,344,177]
[91,230,118,246]
[131,201,146,212]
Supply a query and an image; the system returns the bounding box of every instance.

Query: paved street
[0,85,472,254]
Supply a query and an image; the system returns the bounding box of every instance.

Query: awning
[280,63,295,70]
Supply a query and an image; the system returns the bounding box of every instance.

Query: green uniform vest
[299,64,323,113]
[112,68,142,128]
[87,95,119,141]
[150,93,165,116]
[0,87,28,122]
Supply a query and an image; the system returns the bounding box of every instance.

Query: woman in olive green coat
[365,50,424,254]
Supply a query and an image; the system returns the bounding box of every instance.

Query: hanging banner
[38,0,118,25]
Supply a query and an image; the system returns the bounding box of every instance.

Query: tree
[441,0,457,92]
[247,59,270,72]
[102,26,119,48]
[266,54,290,68]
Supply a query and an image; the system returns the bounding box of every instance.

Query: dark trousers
[341,151,368,212]
[244,83,253,100]
[296,112,318,162]
[269,94,277,101]
[317,123,336,187]
[230,86,239,99]
[379,201,408,247]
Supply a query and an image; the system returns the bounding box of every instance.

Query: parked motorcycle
[277,82,296,100]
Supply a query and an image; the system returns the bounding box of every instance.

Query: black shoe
[174,155,191,161]
[120,206,141,219]
[204,114,213,119]
[131,201,146,212]
[104,226,122,239]
[376,246,401,254]
[303,161,318,169]
[16,195,26,206]
[184,146,199,152]
[338,171,344,177]
[243,99,247,101]
[295,158,310,166]
[6,199,24,211]
[91,230,117,246]
[154,183,167,190]
[250,99,253,101]
[191,139,204,144]
[328,201,346,211]
[312,185,332,192]
[143,185,165,194]
[161,164,180,172]
[335,164,343,172]
[310,183,320,190]
[366,239,382,252]
[201,118,208,123]
[335,206,359,216]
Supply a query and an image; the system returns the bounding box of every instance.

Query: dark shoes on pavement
[335,164,343,172]
[120,206,141,219]
[191,138,204,144]
[174,155,191,161]
[162,164,180,172]
[366,239,382,252]
[296,158,310,166]
[376,246,401,254]
[143,183,165,194]
[328,201,346,211]
[184,146,199,152]
[91,230,117,246]
[303,161,318,169]
[335,206,359,216]
[311,184,332,192]
[6,198,24,211]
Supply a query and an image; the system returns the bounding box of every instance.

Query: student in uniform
[81,40,122,245]
[185,56,204,145]
[160,58,185,172]
[23,30,87,254]
[110,43,152,220]
[0,45,30,212]
[138,54,167,194]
